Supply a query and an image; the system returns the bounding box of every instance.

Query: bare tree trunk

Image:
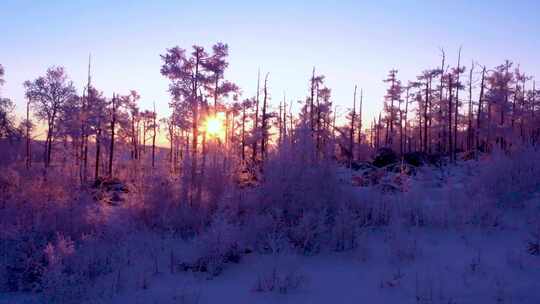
[499,60,510,150]
[190,52,201,205]
[370,120,374,148]
[404,87,410,153]
[252,69,260,163]
[289,102,293,139]
[520,78,526,142]
[389,76,395,148]
[423,79,429,153]
[315,84,321,154]
[197,105,208,205]
[448,75,453,158]
[260,73,269,163]
[399,90,403,155]
[428,78,433,153]
[168,122,173,164]
[95,123,102,183]
[283,100,287,142]
[377,113,382,149]
[279,98,283,144]
[418,101,422,152]
[467,62,474,152]
[453,48,461,161]
[45,108,57,169]
[83,127,88,180]
[79,92,87,183]
[310,67,315,132]
[438,49,446,153]
[476,66,486,156]
[142,119,147,154]
[241,103,246,160]
[132,115,138,160]
[532,81,537,144]
[152,103,157,168]
[357,89,363,148]
[26,98,31,169]
[108,94,116,178]
[332,105,338,141]
[349,85,357,164]
[487,78,492,152]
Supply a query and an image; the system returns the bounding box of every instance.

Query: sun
[204,113,225,138]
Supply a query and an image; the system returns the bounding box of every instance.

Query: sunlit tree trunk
[190,52,201,205]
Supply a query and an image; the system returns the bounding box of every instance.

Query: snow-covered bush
[527,218,540,256]
[356,187,393,226]
[188,211,245,277]
[133,172,208,236]
[40,234,83,303]
[287,209,326,255]
[386,222,422,265]
[0,167,99,292]
[253,127,362,254]
[172,281,201,304]
[474,146,540,208]
[253,259,308,294]
[249,212,289,254]
[331,204,363,251]
[1,232,47,292]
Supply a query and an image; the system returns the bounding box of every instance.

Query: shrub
[372,148,398,168]
[253,266,307,294]
[474,147,540,208]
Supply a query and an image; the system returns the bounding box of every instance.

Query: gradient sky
[1,0,539,127]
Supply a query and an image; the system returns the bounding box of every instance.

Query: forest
[1,41,540,303]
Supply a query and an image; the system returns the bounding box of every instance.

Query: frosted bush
[172,282,201,304]
[386,223,422,265]
[259,127,346,216]
[287,209,326,255]
[527,218,540,256]
[253,266,308,294]
[474,147,540,208]
[40,234,82,303]
[189,211,244,277]
[331,204,363,251]
[1,233,47,292]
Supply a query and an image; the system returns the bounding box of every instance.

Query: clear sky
[1,0,539,125]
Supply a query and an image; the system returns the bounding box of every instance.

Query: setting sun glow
[204,113,225,138]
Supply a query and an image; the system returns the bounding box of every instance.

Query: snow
[2,145,540,303]
[85,228,539,304]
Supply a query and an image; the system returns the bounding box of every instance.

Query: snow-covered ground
[4,209,539,304]
[108,230,539,304]
[2,149,540,304]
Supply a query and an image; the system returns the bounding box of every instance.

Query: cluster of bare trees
[369,50,540,160]
[1,45,539,190]
[0,64,16,140]
[19,62,161,183]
